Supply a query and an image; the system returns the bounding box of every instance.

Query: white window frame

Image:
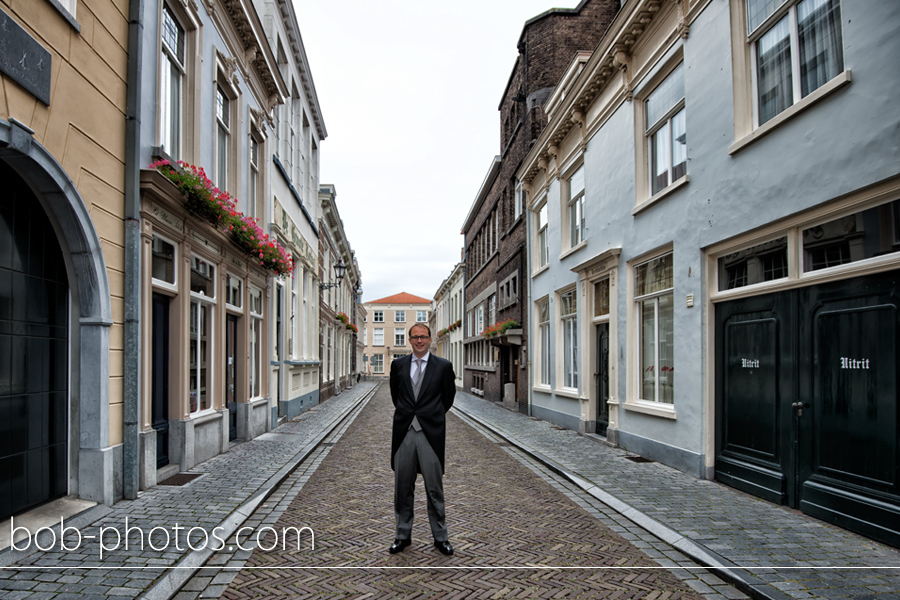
[150,233,178,291]
[633,252,674,406]
[249,285,264,399]
[557,288,579,392]
[395,310,406,323]
[215,83,230,189]
[372,354,384,374]
[416,310,427,322]
[160,3,185,159]
[645,63,687,197]
[395,328,406,347]
[535,198,549,271]
[373,311,384,323]
[535,297,551,388]
[565,164,586,249]
[373,328,384,347]
[189,255,216,416]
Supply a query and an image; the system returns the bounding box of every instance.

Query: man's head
[409,323,431,358]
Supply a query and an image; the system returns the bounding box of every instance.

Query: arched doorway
[0,159,69,520]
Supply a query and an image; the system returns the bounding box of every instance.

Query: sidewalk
[452,392,900,600]
[0,382,376,600]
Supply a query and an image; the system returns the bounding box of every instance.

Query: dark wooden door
[151,293,170,468]
[595,323,610,436]
[0,160,69,519]
[716,270,900,546]
[226,314,238,441]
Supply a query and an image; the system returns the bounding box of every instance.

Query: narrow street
[200,383,739,599]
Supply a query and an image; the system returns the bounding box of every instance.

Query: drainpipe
[122,0,145,500]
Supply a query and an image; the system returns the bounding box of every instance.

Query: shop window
[189,256,216,414]
[190,256,215,297]
[635,253,674,404]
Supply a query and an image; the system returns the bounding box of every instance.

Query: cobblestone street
[214,383,737,599]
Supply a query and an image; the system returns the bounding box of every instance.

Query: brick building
[461,0,620,413]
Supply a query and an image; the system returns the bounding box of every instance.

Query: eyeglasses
[409,335,431,341]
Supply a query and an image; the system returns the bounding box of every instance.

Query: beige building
[362,293,432,376]
[0,0,128,516]
[431,264,464,389]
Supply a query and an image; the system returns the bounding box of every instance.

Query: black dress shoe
[389,538,411,554]
[433,540,453,556]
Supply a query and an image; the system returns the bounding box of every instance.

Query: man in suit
[388,322,456,556]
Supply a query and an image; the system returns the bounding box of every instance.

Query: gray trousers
[393,427,447,542]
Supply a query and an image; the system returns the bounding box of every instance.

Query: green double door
[715,270,900,546]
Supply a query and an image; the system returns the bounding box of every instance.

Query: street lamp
[319,259,347,290]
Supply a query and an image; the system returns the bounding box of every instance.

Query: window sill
[191,409,222,425]
[47,0,81,32]
[632,175,689,216]
[532,264,549,278]
[532,384,552,394]
[559,240,587,262]
[623,400,677,419]
[729,70,852,155]
[553,387,585,401]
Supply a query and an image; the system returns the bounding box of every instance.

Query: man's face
[409,326,431,357]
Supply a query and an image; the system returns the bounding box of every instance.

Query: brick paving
[218,384,731,599]
[0,383,376,600]
[452,393,900,600]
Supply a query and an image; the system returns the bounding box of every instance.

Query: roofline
[461,156,502,233]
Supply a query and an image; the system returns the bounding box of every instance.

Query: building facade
[461,0,620,413]
[259,0,326,424]
[1,0,128,516]
[318,184,362,401]
[431,263,465,389]
[520,0,900,545]
[362,293,432,377]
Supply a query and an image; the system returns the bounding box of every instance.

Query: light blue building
[521,0,900,545]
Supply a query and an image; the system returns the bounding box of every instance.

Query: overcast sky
[293,0,579,303]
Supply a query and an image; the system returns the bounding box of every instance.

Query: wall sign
[0,9,52,106]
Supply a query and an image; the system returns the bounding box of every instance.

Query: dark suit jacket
[389,353,456,473]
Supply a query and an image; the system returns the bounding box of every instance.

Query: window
[749,0,844,126]
[515,182,524,222]
[225,274,242,308]
[290,264,298,356]
[538,298,550,386]
[189,256,216,414]
[373,328,384,346]
[249,286,263,398]
[215,85,230,188]
[395,311,406,322]
[594,279,610,318]
[302,268,309,357]
[802,200,900,272]
[717,236,788,290]
[635,253,674,404]
[372,354,384,374]
[567,165,586,247]
[416,310,427,322]
[373,311,384,322]
[536,201,549,269]
[249,135,259,220]
[395,328,406,346]
[475,305,484,335]
[151,234,176,286]
[560,290,578,390]
[160,4,184,158]
[646,63,686,195]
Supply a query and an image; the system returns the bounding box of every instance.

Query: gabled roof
[367,292,432,305]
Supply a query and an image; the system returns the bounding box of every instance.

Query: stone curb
[136,384,379,600]
[451,403,792,600]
